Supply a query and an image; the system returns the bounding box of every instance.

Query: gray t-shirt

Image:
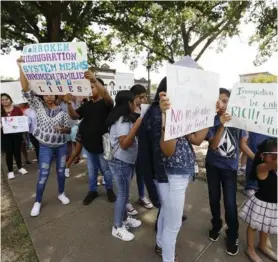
[109,116,138,164]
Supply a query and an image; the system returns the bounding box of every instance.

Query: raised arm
[17,57,29,92]
[63,94,80,120]
[187,128,209,146]
[84,71,113,105]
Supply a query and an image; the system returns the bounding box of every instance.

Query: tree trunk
[46,14,61,42]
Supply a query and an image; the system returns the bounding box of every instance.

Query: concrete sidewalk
[5,158,277,262]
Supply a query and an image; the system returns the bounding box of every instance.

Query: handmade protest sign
[2,116,29,134]
[21,42,91,96]
[164,64,219,141]
[225,83,277,137]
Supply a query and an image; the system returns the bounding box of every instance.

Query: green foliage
[248,1,277,66]
[111,1,250,69]
[251,74,277,83]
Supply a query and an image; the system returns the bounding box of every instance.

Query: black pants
[29,134,39,160]
[3,133,23,172]
[206,162,239,241]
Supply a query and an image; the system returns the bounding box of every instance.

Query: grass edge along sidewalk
[1,168,38,262]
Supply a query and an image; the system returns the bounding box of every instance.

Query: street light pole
[146,50,152,102]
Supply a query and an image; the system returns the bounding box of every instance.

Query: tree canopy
[251,74,277,83]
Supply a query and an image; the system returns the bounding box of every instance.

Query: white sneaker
[58,193,70,205]
[30,202,41,217]
[126,203,138,216]
[112,225,134,241]
[123,216,142,228]
[18,168,28,175]
[102,180,106,185]
[139,196,153,209]
[65,168,70,178]
[8,172,15,180]
[244,189,256,197]
[97,182,101,186]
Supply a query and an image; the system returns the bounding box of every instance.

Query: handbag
[102,132,119,161]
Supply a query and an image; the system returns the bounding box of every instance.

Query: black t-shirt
[76,99,113,153]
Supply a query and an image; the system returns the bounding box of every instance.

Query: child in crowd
[239,138,277,262]
[107,90,142,241]
[206,88,254,256]
[128,84,153,215]
[244,132,273,197]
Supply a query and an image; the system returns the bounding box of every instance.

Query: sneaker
[65,168,70,178]
[102,180,106,185]
[126,203,138,216]
[138,196,153,209]
[18,168,28,175]
[225,239,239,256]
[97,182,101,186]
[58,193,70,205]
[123,216,142,228]
[244,189,256,197]
[208,228,220,242]
[82,191,98,205]
[8,172,15,180]
[155,244,162,256]
[112,225,134,241]
[107,189,116,203]
[30,202,41,217]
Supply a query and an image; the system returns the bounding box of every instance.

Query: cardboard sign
[2,116,29,134]
[225,83,277,137]
[21,42,91,96]
[109,73,135,99]
[164,64,219,141]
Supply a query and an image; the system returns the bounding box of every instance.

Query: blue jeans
[84,149,113,192]
[36,143,67,203]
[154,175,189,262]
[133,163,145,198]
[206,163,239,241]
[244,159,258,190]
[109,159,134,228]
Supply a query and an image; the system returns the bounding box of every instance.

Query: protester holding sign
[1,93,28,179]
[153,77,221,262]
[107,90,143,241]
[17,57,71,217]
[64,72,116,205]
[129,84,153,213]
[205,88,254,256]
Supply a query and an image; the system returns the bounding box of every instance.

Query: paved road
[4,157,277,262]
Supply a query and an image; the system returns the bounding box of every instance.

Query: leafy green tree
[251,74,277,83]
[112,1,250,68]
[1,1,139,66]
[248,1,277,66]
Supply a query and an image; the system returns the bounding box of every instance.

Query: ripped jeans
[36,143,67,203]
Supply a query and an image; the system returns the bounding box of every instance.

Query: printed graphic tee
[206,115,247,170]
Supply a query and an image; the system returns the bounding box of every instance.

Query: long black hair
[154,77,167,102]
[1,93,13,115]
[107,90,135,128]
[250,138,277,180]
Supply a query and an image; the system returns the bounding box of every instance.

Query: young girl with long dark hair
[17,57,71,217]
[107,90,142,241]
[239,138,277,262]
[1,93,28,179]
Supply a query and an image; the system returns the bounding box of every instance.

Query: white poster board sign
[225,83,277,137]
[107,72,134,99]
[165,64,219,141]
[140,104,150,118]
[21,42,91,96]
[2,116,29,134]
[1,81,28,104]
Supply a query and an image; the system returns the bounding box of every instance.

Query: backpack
[102,132,119,161]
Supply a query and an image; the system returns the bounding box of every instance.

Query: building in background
[91,64,151,99]
[239,72,274,83]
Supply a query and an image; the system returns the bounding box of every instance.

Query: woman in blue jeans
[107,90,143,241]
[155,78,221,262]
[18,57,71,217]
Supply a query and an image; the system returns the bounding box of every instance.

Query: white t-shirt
[109,116,138,164]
